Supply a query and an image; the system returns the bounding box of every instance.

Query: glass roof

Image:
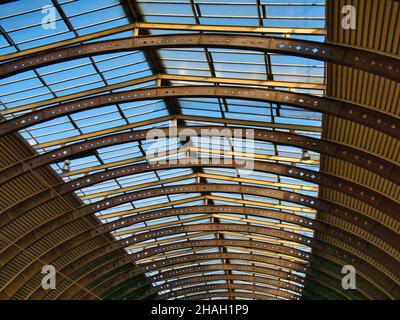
[0,0,325,300]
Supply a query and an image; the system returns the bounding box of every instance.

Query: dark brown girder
[40,208,382,300]
[1,86,398,139]
[159,283,295,300]
[2,159,397,235]
[48,250,362,301]
[1,127,398,187]
[4,181,396,250]
[185,292,280,300]
[155,274,302,299]
[92,263,357,301]
[93,262,367,300]
[43,209,390,300]
[139,251,394,299]
[23,222,397,301]
[116,274,303,300]
[3,180,396,290]
[3,184,399,300]
[33,245,307,300]
[1,34,399,82]
[2,163,399,298]
[94,263,305,300]
[157,279,299,300]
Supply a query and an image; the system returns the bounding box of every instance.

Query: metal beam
[170,291,281,300]
[10,219,398,300]
[3,158,396,231]
[104,274,301,301]
[1,75,325,117]
[91,263,354,301]
[136,252,379,300]
[2,160,399,258]
[81,171,317,201]
[1,171,399,294]
[86,255,375,300]
[61,151,317,178]
[156,282,300,300]
[1,34,398,81]
[1,86,398,139]
[1,127,398,189]
[37,115,321,150]
[0,22,326,62]
[115,213,313,237]
[133,245,307,266]
[51,245,368,300]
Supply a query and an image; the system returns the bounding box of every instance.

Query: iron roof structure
[0,0,399,300]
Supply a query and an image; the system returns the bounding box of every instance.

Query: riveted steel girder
[1,127,398,188]
[2,159,397,239]
[1,160,398,297]
[184,291,280,300]
[1,34,399,82]
[91,263,306,300]
[158,283,294,300]
[93,262,361,301]
[1,86,398,139]
[157,277,301,300]
[3,183,400,300]
[155,282,300,300]
[30,205,387,300]
[2,174,397,252]
[22,220,397,301]
[138,252,387,300]
[49,249,364,301]
[40,205,389,300]
[39,246,308,299]
[99,254,373,300]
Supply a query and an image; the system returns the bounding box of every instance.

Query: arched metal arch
[9,193,398,300]
[96,262,365,300]
[126,275,303,299]
[39,247,310,301]
[8,181,397,252]
[3,173,398,299]
[19,221,388,298]
[35,242,308,299]
[156,275,302,300]
[141,254,382,302]
[1,127,398,188]
[100,253,372,301]
[43,207,388,300]
[2,159,398,241]
[83,216,387,299]
[4,184,399,300]
[1,86,399,139]
[94,263,306,300]
[95,263,358,301]
[120,245,361,300]
[0,34,399,82]
[107,269,366,301]
[167,291,280,300]
[184,292,280,300]
[31,222,397,301]
[159,283,296,300]
[45,209,381,301]
[2,183,398,299]
[58,250,361,301]
[2,185,396,300]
